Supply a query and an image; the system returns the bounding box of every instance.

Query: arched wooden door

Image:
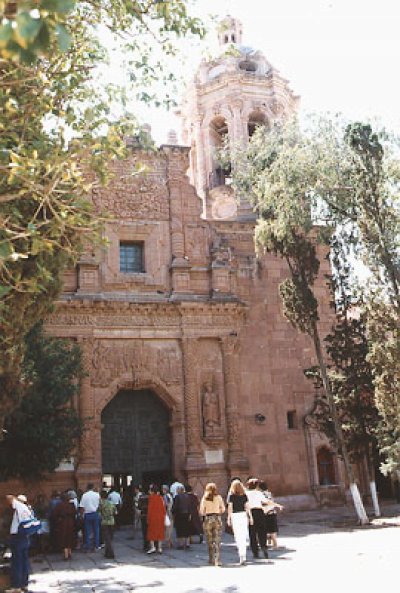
[101,389,172,488]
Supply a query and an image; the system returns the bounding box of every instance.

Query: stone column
[163,146,191,293]
[194,116,207,201]
[76,338,102,489]
[220,336,249,474]
[231,100,244,147]
[181,338,204,473]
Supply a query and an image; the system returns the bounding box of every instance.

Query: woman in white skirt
[227,479,253,565]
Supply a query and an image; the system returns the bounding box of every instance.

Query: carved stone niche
[200,376,224,444]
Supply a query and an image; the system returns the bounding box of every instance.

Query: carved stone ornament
[202,380,222,439]
[91,340,181,388]
[92,174,169,220]
[210,186,237,220]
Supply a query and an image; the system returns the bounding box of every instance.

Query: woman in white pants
[227,479,253,565]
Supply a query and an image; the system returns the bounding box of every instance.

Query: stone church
[44,16,345,507]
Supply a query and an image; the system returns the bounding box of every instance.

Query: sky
[106,0,400,144]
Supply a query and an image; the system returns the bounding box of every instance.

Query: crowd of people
[3,476,283,592]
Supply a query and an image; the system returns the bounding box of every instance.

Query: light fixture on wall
[255,413,266,425]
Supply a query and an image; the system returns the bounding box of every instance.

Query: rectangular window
[287,410,298,430]
[120,241,144,273]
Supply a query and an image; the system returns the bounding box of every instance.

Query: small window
[231,34,236,43]
[120,241,144,273]
[287,410,298,430]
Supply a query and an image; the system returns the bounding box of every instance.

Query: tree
[0,323,83,479]
[342,123,400,476]
[228,118,369,523]
[228,114,400,503]
[306,250,383,515]
[0,0,205,431]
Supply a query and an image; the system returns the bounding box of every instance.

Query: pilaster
[221,335,249,474]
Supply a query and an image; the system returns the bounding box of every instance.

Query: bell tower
[180,15,300,220]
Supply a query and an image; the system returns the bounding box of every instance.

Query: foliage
[305,266,381,468]
[0,0,205,430]
[228,115,400,474]
[0,323,83,479]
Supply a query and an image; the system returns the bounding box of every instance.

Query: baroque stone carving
[92,173,169,220]
[91,340,181,387]
[202,381,221,437]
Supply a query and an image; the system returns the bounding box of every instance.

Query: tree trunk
[312,323,369,525]
[364,450,381,517]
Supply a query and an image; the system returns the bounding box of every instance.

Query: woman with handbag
[226,479,253,565]
[146,484,165,554]
[199,483,225,567]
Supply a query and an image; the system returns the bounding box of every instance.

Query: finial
[167,129,178,145]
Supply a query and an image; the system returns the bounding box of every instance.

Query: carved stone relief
[91,340,181,388]
[201,380,222,438]
[92,171,169,220]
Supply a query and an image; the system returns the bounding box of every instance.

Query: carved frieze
[91,340,182,388]
[92,170,169,220]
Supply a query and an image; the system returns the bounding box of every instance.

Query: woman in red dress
[53,492,77,560]
[146,484,166,554]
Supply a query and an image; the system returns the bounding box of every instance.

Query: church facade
[44,17,345,507]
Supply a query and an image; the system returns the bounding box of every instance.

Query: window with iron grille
[119,241,144,273]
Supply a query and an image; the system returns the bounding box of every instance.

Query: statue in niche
[202,382,221,437]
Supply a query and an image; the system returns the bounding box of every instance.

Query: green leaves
[0,1,76,63]
[0,323,83,479]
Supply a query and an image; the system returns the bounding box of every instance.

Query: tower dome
[180,17,300,220]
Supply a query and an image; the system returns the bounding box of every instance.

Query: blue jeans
[83,512,100,550]
[10,534,30,588]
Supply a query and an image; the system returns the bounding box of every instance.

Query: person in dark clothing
[172,486,191,549]
[185,485,203,544]
[48,491,62,552]
[137,489,150,551]
[53,492,76,560]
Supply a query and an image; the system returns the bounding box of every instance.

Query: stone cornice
[46,298,247,336]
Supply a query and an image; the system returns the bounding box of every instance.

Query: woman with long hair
[146,484,166,554]
[199,483,225,566]
[227,479,253,565]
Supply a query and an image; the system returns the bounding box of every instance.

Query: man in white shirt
[79,483,100,551]
[5,494,32,593]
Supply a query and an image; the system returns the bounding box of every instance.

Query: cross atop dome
[217,15,243,47]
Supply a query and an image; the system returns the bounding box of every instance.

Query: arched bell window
[247,110,266,138]
[209,116,231,188]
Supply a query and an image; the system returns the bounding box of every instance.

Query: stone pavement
[27,502,400,593]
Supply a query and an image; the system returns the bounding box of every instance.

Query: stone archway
[101,388,172,488]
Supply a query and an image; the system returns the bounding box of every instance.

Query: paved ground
[27,502,400,593]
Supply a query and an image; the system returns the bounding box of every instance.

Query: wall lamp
[255,413,266,425]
